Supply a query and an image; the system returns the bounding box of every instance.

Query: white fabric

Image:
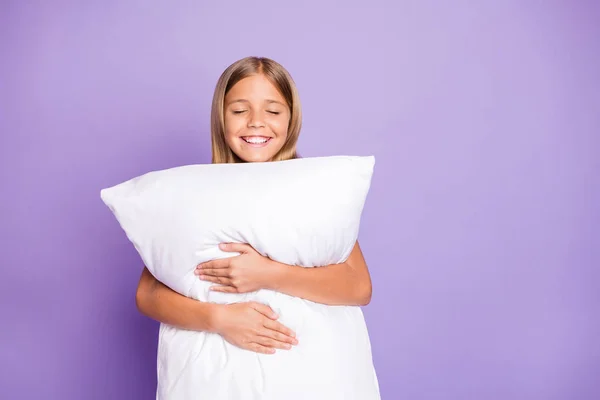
[100,155,380,400]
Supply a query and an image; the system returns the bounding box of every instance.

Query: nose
[247,111,266,128]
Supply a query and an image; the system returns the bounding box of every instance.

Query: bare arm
[267,241,372,306]
[198,241,373,306]
[135,267,219,332]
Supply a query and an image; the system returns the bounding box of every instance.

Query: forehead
[225,74,286,105]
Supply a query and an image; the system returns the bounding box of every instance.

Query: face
[223,74,290,162]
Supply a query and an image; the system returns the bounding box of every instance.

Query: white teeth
[243,137,269,144]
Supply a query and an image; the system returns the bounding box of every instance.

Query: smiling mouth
[241,136,272,145]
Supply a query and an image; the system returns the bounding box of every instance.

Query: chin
[237,151,274,163]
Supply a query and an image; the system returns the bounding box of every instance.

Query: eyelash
[232,110,280,115]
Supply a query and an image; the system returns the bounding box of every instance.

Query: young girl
[136,56,374,356]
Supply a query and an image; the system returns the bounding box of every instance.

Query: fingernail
[285,344,291,349]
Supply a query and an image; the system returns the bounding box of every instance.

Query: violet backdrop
[1,1,598,399]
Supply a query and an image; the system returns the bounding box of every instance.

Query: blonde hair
[210,56,302,163]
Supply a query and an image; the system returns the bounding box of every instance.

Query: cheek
[223,129,241,151]
[224,117,242,140]
[223,134,236,149]
[270,117,290,138]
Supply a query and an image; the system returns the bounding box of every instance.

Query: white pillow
[100,155,380,400]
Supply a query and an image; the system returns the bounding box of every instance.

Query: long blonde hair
[210,56,302,163]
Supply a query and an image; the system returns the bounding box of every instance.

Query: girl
[135,56,373,356]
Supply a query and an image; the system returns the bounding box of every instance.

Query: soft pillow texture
[100,155,380,400]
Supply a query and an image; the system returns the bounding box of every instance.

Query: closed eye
[232,110,279,115]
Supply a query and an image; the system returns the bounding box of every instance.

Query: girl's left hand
[195,243,276,293]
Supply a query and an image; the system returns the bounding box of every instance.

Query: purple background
[1,1,598,399]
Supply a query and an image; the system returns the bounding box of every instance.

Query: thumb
[250,302,278,320]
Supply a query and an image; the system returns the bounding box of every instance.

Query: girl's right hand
[213,302,299,354]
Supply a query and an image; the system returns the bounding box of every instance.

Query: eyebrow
[228,99,286,106]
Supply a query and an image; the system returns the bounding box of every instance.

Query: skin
[136,73,373,356]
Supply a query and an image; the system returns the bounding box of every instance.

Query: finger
[200,268,230,278]
[209,285,238,293]
[254,336,292,350]
[261,327,298,345]
[219,242,252,254]
[249,302,278,320]
[195,260,213,271]
[199,275,232,285]
[247,342,276,355]
[263,319,297,342]
[196,258,229,271]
